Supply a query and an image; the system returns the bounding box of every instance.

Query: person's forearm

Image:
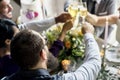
[58,31,66,41]
[63,33,101,80]
[94,15,118,26]
[86,13,99,26]
[108,15,119,25]
[75,33,101,80]
[86,13,118,26]
[84,33,101,79]
[86,13,107,26]
[18,17,56,32]
[83,33,100,62]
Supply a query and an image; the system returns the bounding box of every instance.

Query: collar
[6,68,54,80]
[18,68,51,77]
[92,0,101,4]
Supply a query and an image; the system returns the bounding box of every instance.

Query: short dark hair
[0,19,17,48]
[10,30,44,69]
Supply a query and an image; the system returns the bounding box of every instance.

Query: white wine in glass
[79,7,87,18]
[78,2,87,23]
[68,1,81,29]
[68,5,78,18]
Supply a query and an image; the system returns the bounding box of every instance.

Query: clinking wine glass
[68,1,78,19]
[78,2,87,24]
[68,1,79,29]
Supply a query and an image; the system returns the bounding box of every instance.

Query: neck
[31,61,47,70]
[0,48,10,57]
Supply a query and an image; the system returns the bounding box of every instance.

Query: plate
[106,66,119,75]
[106,47,120,63]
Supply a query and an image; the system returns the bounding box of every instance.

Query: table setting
[95,16,120,80]
[94,45,120,80]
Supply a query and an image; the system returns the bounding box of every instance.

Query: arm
[18,18,56,32]
[75,33,101,80]
[86,0,118,27]
[18,13,72,32]
[86,13,119,26]
[49,21,73,57]
[61,22,101,80]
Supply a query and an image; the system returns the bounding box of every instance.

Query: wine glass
[68,1,79,19]
[68,1,79,29]
[78,2,87,24]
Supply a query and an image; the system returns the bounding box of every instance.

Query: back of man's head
[10,30,44,69]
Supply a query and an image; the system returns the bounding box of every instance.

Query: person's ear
[5,39,11,45]
[40,49,47,60]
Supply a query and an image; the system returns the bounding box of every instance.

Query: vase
[20,0,43,23]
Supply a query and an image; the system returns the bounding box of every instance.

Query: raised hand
[55,13,72,23]
[58,20,73,41]
[82,22,94,34]
[62,20,73,32]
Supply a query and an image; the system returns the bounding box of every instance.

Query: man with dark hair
[0,19,74,79]
[0,0,72,32]
[0,19,19,78]
[1,22,101,80]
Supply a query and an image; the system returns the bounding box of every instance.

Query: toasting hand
[55,13,72,23]
[82,22,94,34]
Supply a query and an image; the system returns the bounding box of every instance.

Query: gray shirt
[18,17,56,32]
[87,0,117,39]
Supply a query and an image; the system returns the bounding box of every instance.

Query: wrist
[58,32,66,41]
[55,17,59,23]
[84,33,94,40]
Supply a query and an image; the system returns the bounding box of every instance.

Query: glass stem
[82,17,85,24]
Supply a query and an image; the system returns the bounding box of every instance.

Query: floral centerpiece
[43,24,85,72]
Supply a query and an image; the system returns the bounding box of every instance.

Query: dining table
[96,38,120,80]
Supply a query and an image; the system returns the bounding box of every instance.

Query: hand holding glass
[68,2,79,29]
[68,3,78,19]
